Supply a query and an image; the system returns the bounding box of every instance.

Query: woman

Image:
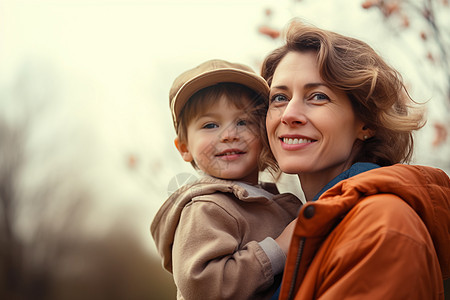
[262,20,450,300]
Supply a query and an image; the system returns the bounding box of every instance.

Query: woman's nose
[281,99,307,126]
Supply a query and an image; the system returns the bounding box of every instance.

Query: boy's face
[175,96,262,184]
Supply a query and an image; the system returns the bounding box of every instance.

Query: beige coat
[151,176,302,300]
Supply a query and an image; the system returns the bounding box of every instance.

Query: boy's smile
[175,96,262,185]
[215,148,246,160]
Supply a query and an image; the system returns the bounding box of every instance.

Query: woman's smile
[279,135,316,150]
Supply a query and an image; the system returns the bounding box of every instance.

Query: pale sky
[1,0,449,251]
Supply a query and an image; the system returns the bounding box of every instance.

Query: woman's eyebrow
[304,82,329,89]
[271,82,329,91]
[270,85,289,91]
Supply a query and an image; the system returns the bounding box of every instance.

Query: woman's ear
[358,125,375,141]
[174,137,193,162]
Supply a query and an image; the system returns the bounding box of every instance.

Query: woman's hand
[275,218,297,254]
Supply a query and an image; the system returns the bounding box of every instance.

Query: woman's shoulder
[346,193,428,238]
[324,193,434,266]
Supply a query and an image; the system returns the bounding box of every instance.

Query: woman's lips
[282,137,314,144]
[279,136,316,150]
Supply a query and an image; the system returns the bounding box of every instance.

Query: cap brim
[171,68,269,128]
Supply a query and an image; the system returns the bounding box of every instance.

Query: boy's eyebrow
[190,112,220,123]
[194,112,220,119]
[193,111,250,122]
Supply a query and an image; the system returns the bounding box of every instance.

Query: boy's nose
[220,126,240,142]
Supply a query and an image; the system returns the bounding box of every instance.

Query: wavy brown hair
[261,20,425,168]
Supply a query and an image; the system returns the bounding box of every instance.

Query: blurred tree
[0,119,27,299]
[0,63,177,299]
[0,117,177,300]
[361,0,450,148]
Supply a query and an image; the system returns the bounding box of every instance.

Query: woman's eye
[270,94,289,103]
[309,93,330,102]
[202,123,218,129]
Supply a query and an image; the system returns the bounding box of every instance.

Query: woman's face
[266,51,364,181]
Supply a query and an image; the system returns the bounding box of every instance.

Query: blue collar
[312,162,380,201]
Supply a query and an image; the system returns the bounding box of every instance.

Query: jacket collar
[312,162,380,201]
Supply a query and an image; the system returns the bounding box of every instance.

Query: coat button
[303,205,315,219]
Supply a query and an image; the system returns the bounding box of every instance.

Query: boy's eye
[202,123,218,129]
[270,94,289,103]
[236,119,247,126]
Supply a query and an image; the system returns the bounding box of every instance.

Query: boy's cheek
[200,142,218,156]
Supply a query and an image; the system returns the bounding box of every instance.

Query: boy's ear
[174,137,193,162]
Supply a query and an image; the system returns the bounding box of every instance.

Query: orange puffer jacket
[279,164,450,300]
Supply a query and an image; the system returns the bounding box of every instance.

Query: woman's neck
[299,174,331,202]
[298,164,350,201]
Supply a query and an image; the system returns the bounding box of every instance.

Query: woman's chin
[278,164,302,175]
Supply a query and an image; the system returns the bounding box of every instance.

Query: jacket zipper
[287,237,305,300]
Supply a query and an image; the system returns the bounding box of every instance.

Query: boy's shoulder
[259,181,279,195]
[168,175,278,204]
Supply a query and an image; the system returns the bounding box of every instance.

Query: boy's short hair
[169,59,269,131]
[169,59,277,173]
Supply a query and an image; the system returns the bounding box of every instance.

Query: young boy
[151,59,301,300]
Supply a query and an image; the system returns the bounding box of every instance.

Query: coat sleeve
[172,198,275,300]
[313,194,444,300]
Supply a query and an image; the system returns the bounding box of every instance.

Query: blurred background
[1,0,449,299]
